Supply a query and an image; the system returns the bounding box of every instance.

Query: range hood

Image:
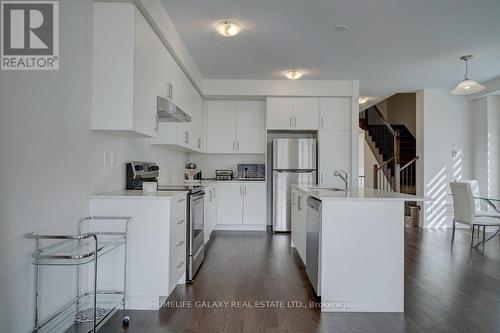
[157,96,192,122]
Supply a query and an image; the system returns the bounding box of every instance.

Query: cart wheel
[122,316,130,327]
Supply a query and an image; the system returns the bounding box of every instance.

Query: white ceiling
[161,0,500,100]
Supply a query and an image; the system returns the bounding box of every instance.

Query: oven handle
[190,191,205,201]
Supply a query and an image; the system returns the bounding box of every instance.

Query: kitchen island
[291,185,426,313]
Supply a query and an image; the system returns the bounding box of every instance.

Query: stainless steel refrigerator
[272,138,317,232]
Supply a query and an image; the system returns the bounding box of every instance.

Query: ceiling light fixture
[214,20,242,37]
[334,25,348,32]
[284,70,303,80]
[358,97,368,104]
[451,55,485,95]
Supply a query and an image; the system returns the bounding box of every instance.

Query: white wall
[0,1,187,332]
[416,89,473,228]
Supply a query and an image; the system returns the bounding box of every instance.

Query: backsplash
[188,153,265,178]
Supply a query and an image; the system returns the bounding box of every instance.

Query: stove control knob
[149,165,159,171]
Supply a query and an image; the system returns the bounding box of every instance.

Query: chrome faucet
[334,169,351,190]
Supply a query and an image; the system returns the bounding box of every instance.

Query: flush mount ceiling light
[284,70,304,80]
[358,97,368,104]
[451,55,485,95]
[214,20,242,37]
[334,24,348,32]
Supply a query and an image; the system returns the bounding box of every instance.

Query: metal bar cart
[25,216,131,332]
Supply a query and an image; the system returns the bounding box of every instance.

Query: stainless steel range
[158,184,205,281]
[125,162,205,281]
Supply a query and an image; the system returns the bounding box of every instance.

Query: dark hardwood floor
[102,227,500,333]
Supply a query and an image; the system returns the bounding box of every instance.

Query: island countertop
[291,185,427,201]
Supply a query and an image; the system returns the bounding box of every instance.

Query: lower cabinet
[204,184,217,243]
[291,188,307,265]
[88,193,187,310]
[217,182,266,226]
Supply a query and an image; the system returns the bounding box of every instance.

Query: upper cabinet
[319,97,351,130]
[266,97,319,130]
[92,3,158,137]
[205,101,265,153]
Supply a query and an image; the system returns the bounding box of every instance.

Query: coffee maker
[185,162,202,182]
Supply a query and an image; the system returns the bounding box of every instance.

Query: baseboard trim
[215,224,267,231]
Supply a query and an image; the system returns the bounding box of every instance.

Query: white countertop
[292,185,427,201]
[89,190,188,199]
[160,179,266,187]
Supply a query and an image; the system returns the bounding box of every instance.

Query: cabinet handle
[184,131,189,144]
[289,116,292,128]
[294,117,297,128]
[198,138,201,149]
[297,196,302,210]
[154,114,158,131]
[237,141,240,152]
[176,219,185,225]
[212,188,216,199]
[176,240,185,247]
[321,117,324,128]
[176,261,184,269]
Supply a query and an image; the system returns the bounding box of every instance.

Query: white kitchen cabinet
[204,183,218,243]
[235,101,266,153]
[92,3,158,137]
[266,97,319,130]
[242,183,266,225]
[88,193,187,309]
[292,98,320,130]
[217,183,243,224]
[266,98,294,129]
[150,36,204,152]
[206,101,237,153]
[217,182,266,226]
[205,101,265,153]
[319,97,351,130]
[318,130,351,187]
[291,188,307,264]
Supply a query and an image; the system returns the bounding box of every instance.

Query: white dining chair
[461,180,500,218]
[450,182,500,251]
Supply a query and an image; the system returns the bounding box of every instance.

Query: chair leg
[469,225,475,257]
[483,226,486,250]
[450,220,456,249]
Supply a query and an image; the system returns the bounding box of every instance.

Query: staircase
[360,106,418,195]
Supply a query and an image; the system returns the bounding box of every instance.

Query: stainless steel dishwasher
[306,196,321,294]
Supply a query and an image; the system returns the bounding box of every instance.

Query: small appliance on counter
[185,163,202,183]
[215,169,234,181]
[126,161,159,190]
[237,164,265,180]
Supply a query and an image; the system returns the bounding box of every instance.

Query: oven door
[189,191,205,255]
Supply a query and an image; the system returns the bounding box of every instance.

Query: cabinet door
[320,97,351,130]
[210,186,218,232]
[266,98,293,129]
[133,8,158,137]
[217,183,243,224]
[204,188,211,243]
[236,101,266,153]
[318,130,351,187]
[292,97,319,130]
[206,101,237,153]
[242,183,266,225]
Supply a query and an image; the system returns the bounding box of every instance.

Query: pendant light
[451,55,485,95]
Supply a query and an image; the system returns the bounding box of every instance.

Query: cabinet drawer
[170,216,186,249]
[169,241,186,290]
[173,195,187,220]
